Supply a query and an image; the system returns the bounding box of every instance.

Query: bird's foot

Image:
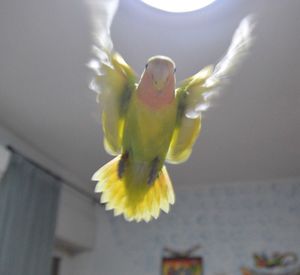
[148,157,160,185]
[118,151,129,178]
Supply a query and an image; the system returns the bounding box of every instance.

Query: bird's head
[143,56,176,91]
[137,56,176,108]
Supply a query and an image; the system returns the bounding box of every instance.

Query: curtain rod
[6,146,100,205]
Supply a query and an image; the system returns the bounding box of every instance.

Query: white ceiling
[0,0,299,191]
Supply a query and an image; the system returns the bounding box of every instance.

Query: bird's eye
[174,67,177,74]
[145,63,148,69]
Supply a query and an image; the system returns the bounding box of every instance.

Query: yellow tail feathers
[92,156,175,222]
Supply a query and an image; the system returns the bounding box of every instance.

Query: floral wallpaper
[87,178,300,275]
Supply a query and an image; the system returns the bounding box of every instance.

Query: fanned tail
[92,156,175,222]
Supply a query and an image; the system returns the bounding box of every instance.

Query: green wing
[166,66,213,164]
[91,52,137,155]
[87,0,137,155]
[167,16,254,164]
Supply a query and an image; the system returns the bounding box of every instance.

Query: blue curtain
[0,152,61,275]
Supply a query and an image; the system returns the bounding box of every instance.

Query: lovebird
[88,0,254,222]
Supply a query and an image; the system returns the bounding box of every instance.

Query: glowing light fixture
[141,0,215,13]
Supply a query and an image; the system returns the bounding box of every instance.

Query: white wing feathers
[204,15,255,88]
[86,0,137,155]
[87,0,119,52]
[87,0,119,77]
[186,15,255,119]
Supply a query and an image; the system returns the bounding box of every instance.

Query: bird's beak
[153,78,167,91]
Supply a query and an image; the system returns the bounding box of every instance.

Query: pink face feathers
[137,56,176,109]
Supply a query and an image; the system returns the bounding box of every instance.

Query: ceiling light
[141,0,215,13]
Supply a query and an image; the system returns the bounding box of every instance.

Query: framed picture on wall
[161,257,203,275]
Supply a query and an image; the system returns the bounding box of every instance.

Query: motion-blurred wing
[87,0,119,52]
[90,54,137,155]
[166,66,212,164]
[167,16,254,164]
[88,0,137,155]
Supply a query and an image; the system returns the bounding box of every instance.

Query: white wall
[80,178,300,275]
[55,185,96,251]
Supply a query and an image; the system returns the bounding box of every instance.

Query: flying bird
[88,0,254,222]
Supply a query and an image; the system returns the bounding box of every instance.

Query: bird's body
[88,0,254,222]
[122,57,177,181]
[92,56,178,222]
[123,91,177,175]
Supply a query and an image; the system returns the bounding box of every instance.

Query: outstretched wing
[87,0,137,155]
[167,16,255,164]
[90,54,137,156]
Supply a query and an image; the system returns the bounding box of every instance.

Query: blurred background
[0,0,300,274]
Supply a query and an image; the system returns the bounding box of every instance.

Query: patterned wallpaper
[88,178,300,275]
